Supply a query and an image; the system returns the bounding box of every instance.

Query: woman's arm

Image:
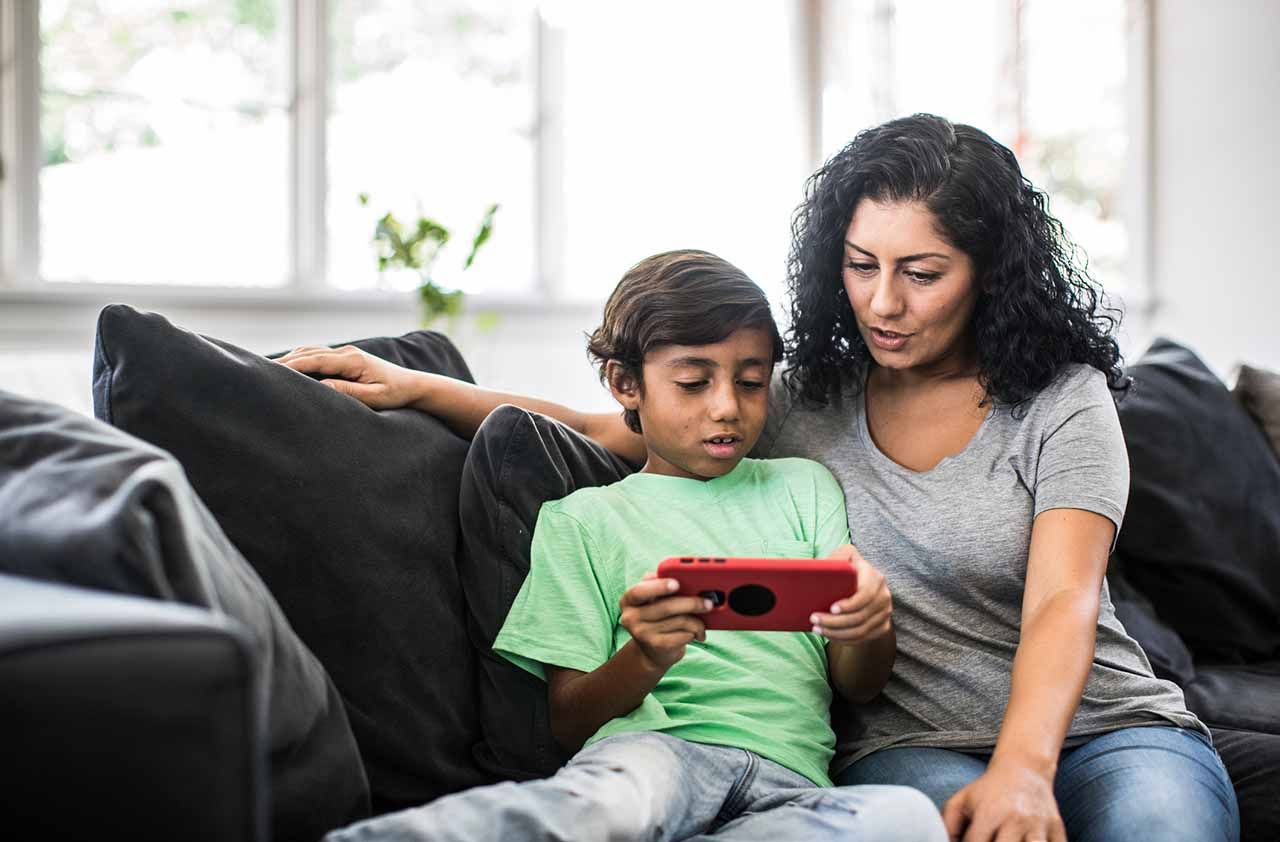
[275,344,646,462]
[941,507,1114,842]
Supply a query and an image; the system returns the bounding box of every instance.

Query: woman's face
[842,199,980,376]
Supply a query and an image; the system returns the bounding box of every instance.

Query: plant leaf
[462,203,499,270]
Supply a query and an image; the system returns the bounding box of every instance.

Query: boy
[316,251,943,841]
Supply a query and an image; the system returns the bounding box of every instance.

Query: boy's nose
[708,383,740,421]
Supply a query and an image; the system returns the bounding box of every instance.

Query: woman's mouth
[868,327,912,351]
[703,435,741,458]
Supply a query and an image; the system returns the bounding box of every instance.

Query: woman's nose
[868,277,905,318]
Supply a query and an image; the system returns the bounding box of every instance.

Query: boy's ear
[605,360,642,409]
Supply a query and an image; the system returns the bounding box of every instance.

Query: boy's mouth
[703,434,742,459]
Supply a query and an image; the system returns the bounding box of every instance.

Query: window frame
[0,0,563,306]
[0,0,1150,315]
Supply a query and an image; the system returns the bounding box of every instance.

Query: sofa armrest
[0,573,267,842]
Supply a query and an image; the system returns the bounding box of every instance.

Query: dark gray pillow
[1114,338,1280,663]
[0,389,368,842]
[92,304,487,812]
[457,405,635,779]
[1106,571,1196,688]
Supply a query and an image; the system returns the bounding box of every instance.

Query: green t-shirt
[492,457,852,786]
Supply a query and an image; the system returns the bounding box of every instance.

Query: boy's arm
[275,344,646,462]
[546,577,710,754]
[827,626,896,703]
[814,544,896,703]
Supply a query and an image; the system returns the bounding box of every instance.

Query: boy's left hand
[810,543,892,642]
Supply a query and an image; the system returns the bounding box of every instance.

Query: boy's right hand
[275,345,419,410]
[619,574,712,672]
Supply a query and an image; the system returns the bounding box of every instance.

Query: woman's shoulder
[1025,363,1115,417]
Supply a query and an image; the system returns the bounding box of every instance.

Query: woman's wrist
[989,743,1058,781]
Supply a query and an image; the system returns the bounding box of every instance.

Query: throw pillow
[1234,363,1280,460]
[92,304,487,811]
[456,404,635,779]
[1113,338,1280,663]
[0,390,368,842]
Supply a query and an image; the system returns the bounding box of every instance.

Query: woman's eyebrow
[845,240,951,264]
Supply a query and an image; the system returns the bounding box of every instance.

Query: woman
[279,114,1237,842]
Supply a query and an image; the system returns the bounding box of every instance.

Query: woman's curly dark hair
[784,113,1128,411]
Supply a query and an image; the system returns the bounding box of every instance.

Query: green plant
[359,193,499,325]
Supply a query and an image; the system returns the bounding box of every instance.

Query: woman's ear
[605,360,642,410]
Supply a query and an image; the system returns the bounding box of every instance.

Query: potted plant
[359,193,499,325]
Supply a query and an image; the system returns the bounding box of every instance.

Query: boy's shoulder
[536,477,631,526]
[744,456,843,499]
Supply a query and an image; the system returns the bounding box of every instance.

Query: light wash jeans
[326,730,947,841]
[836,725,1239,842]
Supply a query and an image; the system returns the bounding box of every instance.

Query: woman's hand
[275,345,420,410]
[942,758,1066,842]
[811,543,892,642]
[618,573,712,672]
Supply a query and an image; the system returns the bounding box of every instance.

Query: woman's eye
[845,261,877,275]
[738,380,766,391]
[906,271,941,284]
[676,381,708,391]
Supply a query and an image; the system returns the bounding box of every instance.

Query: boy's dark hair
[587,249,783,434]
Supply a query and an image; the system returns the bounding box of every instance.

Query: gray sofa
[2,310,1277,841]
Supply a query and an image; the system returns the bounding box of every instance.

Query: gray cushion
[0,389,368,841]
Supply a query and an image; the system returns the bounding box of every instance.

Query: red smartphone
[656,556,857,632]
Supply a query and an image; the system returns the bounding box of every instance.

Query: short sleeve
[811,464,852,558]
[1034,369,1130,540]
[492,503,618,681]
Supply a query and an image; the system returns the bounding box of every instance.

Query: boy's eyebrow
[664,356,771,369]
[845,240,950,264]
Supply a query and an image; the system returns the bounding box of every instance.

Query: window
[552,1,812,305]
[819,0,1138,295]
[12,0,538,293]
[326,0,537,294]
[39,0,291,286]
[3,1,1144,302]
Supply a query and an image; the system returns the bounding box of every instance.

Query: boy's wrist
[622,639,671,681]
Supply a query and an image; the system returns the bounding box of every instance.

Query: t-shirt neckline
[620,458,757,503]
[855,388,995,477]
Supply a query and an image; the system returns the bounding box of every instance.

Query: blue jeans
[836,726,1239,842]
[327,731,947,841]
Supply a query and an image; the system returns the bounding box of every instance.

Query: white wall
[1147,0,1280,375]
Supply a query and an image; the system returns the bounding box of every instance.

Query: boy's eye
[676,380,708,391]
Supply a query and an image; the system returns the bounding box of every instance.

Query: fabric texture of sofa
[1,308,1277,841]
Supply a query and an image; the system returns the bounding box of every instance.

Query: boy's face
[614,326,774,481]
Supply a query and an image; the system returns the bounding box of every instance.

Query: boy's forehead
[646,326,776,367]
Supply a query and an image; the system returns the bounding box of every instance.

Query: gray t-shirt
[756,363,1206,771]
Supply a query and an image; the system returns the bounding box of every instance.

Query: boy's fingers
[279,352,353,377]
[621,578,680,606]
[817,594,889,628]
[633,595,713,622]
[816,609,891,641]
